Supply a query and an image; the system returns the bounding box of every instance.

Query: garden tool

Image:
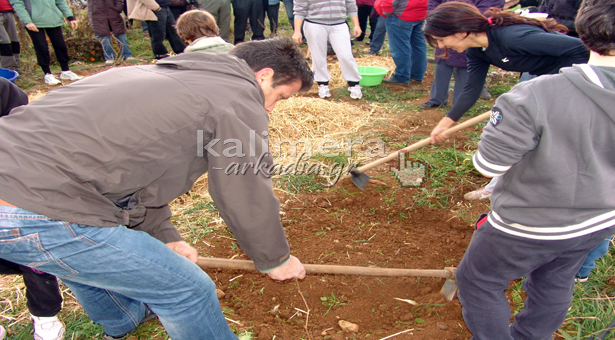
[348,110,492,190]
[197,257,458,301]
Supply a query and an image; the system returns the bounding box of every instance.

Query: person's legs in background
[576,236,613,281]
[408,20,426,83]
[384,15,412,84]
[355,5,371,41]
[368,14,386,55]
[367,12,377,42]
[451,66,468,104]
[0,12,20,71]
[218,0,232,42]
[266,1,279,35]
[282,0,293,30]
[97,35,118,63]
[0,259,65,340]
[26,28,53,77]
[197,0,232,42]
[421,60,454,108]
[146,15,169,58]
[248,0,265,40]
[115,34,133,59]
[232,0,249,43]
[328,23,362,99]
[162,7,186,54]
[303,21,330,98]
[140,21,149,38]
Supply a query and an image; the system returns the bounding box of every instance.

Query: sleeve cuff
[472,151,511,177]
[259,257,291,273]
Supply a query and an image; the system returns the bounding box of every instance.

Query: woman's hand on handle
[430,117,456,144]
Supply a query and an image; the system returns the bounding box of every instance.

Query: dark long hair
[422,2,569,48]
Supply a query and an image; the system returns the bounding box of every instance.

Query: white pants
[303,21,361,84]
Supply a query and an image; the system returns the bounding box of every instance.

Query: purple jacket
[357,0,375,6]
[428,0,504,68]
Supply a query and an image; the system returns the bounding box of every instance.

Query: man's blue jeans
[0,206,238,340]
[385,15,427,83]
[97,34,132,61]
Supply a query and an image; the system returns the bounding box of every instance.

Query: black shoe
[367,51,378,56]
[382,78,409,86]
[419,102,444,109]
[409,79,423,85]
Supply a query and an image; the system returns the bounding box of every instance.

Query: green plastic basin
[358,66,389,87]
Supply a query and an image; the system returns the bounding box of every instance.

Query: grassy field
[2,5,615,340]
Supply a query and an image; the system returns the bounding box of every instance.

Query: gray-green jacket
[10,0,73,27]
[0,52,291,271]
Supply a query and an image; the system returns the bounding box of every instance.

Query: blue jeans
[0,206,238,340]
[97,34,132,61]
[282,0,293,29]
[577,236,612,278]
[385,15,427,83]
[369,14,386,54]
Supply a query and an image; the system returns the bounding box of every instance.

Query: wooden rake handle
[197,257,455,279]
[350,110,491,176]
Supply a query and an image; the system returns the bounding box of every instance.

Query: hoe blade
[350,170,370,191]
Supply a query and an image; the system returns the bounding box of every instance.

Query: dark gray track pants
[457,217,615,340]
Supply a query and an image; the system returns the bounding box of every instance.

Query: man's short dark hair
[229,37,314,92]
[576,0,615,56]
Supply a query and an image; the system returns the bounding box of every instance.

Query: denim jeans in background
[385,15,427,83]
[577,236,613,278]
[369,15,386,54]
[97,34,132,61]
[282,0,293,29]
[0,206,238,340]
[146,6,186,57]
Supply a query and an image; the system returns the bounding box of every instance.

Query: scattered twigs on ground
[294,278,313,340]
[378,328,415,340]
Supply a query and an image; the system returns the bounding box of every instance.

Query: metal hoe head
[440,267,458,301]
[350,169,370,191]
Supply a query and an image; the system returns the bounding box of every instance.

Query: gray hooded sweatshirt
[0,52,290,270]
[473,64,615,240]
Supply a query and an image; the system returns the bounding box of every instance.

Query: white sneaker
[32,315,65,340]
[44,73,61,85]
[59,70,83,81]
[105,60,114,65]
[318,84,331,98]
[463,187,492,201]
[349,84,362,99]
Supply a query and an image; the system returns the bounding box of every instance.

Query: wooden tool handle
[197,257,454,279]
[352,110,491,175]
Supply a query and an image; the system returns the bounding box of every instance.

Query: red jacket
[374,0,427,22]
[0,0,14,12]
